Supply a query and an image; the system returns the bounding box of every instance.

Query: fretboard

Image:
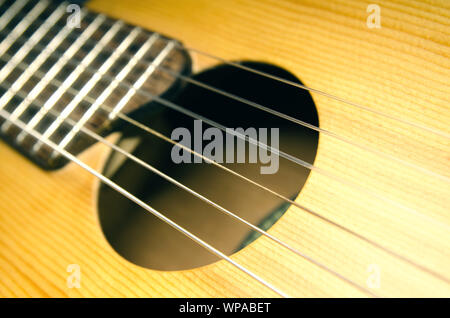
[0,0,191,169]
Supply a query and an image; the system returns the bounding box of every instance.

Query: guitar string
[179,44,450,139]
[0,15,450,228]
[0,81,378,297]
[1,32,449,232]
[1,15,448,185]
[0,0,448,286]
[1,8,448,229]
[2,56,449,285]
[156,64,450,184]
[0,106,291,299]
[0,1,448,296]
[37,2,450,140]
[1,12,449,236]
[1,36,447,236]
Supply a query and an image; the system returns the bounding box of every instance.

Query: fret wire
[105,32,160,118]
[50,26,145,155]
[107,38,174,120]
[0,1,50,114]
[0,0,28,31]
[30,19,124,152]
[0,3,66,84]
[0,4,69,132]
[14,12,104,144]
[0,0,48,56]
[0,105,289,298]
[3,52,450,284]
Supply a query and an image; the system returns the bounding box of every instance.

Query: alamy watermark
[171,120,280,174]
[66,263,81,288]
[366,263,381,289]
[66,4,81,29]
[366,4,381,29]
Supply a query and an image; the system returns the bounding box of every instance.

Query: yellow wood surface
[0,0,449,297]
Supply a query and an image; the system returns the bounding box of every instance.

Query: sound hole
[97,62,319,270]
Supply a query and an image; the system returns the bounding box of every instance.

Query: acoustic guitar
[0,0,448,297]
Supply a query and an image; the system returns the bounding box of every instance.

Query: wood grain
[0,0,449,297]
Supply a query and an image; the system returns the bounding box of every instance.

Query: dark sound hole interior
[98,62,319,270]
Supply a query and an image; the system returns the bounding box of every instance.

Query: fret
[13,13,105,143]
[0,1,51,110]
[82,32,159,117]
[0,1,191,169]
[0,4,69,132]
[0,4,66,86]
[51,26,144,154]
[0,3,52,119]
[108,40,175,120]
[0,0,48,56]
[31,20,126,153]
[0,0,28,31]
[51,31,159,154]
[78,32,159,120]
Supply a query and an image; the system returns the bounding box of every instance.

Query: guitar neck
[0,0,190,169]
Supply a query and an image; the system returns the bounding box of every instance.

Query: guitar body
[0,0,449,297]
